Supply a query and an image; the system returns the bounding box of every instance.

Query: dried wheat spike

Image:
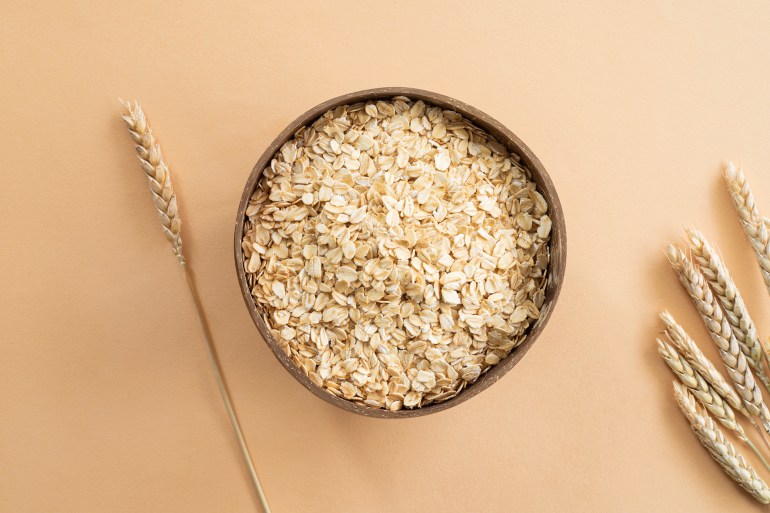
[724,162,770,295]
[666,244,770,434]
[120,99,184,264]
[674,382,770,504]
[659,340,748,440]
[660,311,750,419]
[686,228,770,390]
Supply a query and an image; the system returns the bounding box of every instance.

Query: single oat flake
[242,97,551,411]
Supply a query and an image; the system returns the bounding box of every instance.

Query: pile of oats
[242,97,551,410]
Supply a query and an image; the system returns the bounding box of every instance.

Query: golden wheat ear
[120,99,184,264]
[723,162,770,296]
[660,311,749,419]
[685,228,770,391]
[674,382,770,504]
[658,339,770,470]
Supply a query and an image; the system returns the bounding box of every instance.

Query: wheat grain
[686,228,770,390]
[724,162,770,295]
[120,99,184,264]
[673,382,770,504]
[666,244,770,435]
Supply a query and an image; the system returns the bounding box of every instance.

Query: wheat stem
[746,439,770,476]
[674,382,770,504]
[184,265,271,513]
[686,228,770,391]
[120,99,270,513]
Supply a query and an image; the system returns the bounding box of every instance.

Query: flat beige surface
[3,1,770,511]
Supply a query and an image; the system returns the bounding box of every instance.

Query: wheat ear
[120,100,184,264]
[658,340,770,470]
[660,310,750,418]
[666,244,770,435]
[685,228,770,390]
[659,340,744,434]
[674,382,770,504]
[120,100,271,513]
[723,162,770,296]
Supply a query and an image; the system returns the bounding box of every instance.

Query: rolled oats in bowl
[241,97,551,411]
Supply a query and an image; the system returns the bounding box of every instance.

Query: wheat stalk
[685,228,770,390]
[658,340,770,470]
[660,310,750,419]
[666,244,770,436]
[724,161,770,296]
[674,382,770,504]
[120,100,271,513]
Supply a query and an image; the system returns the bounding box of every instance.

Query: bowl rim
[234,87,567,418]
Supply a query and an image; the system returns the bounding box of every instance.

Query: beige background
[3,1,770,511]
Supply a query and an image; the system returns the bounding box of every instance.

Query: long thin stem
[748,437,770,473]
[756,423,770,458]
[745,429,770,471]
[183,264,271,513]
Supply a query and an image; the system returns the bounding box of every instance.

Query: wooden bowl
[234,87,566,418]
